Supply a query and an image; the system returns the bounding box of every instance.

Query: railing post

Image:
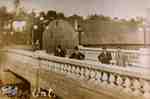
[109,73,116,87]
[132,79,141,96]
[143,80,150,99]
[123,77,132,93]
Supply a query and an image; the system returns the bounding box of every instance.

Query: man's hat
[74,46,79,50]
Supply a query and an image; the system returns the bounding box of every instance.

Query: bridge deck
[2,48,150,99]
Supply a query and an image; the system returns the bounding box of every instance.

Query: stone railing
[79,46,140,67]
[5,49,150,99]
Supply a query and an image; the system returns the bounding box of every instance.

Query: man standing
[115,47,128,67]
[33,40,40,51]
[54,45,66,57]
[98,47,112,64]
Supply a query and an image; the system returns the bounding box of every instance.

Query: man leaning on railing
[98,47,112,64]
[54,45,66,57]
[69,46,85,60]
[115,47,128,67]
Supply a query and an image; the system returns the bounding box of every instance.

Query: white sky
[0,0,150,19]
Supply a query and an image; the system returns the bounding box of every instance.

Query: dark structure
[43,19,78,53]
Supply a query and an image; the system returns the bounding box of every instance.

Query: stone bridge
[1,49,150,99]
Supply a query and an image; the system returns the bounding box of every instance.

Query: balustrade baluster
[51,62,54,69]
[95,71,102,84]
[85,68,90,79]
[69,65,73,74]
[50,62,54,71]
[55,63,59,72]
[89,70,96,81]
[58,63,62,72]
[53,63,57,71]
[132,79,141,96]
[132,53,135,65]
[111,51,116,65]
[60,64,64,73]
[71,66,76,75]
[142,80,150,98]
[54,63,57,71]
[116,75,123,89]
[133,53,138,66]
[48,62,53,71]
[75,66,81,77]
[130,53,135,66]
[55,63,60,72]
[123,77,132,93]
[125,52,130,65]
[51,62,55,71]
[80,67,85,79]
[109,73,116,87]
[102,72,109,85]
[126,53,129,66]
[64,64,68,73]
[67,65,72,75]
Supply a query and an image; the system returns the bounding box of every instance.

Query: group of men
[54,45,85,60]
[54,45,111,63]
[98,47,128,66]
[54,45,127,66]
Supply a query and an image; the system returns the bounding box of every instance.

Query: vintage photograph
[0,0,150,99]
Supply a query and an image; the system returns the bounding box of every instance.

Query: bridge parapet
[4,49,150,99]
[79,46,144,67]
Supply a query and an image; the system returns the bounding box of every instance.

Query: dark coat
[69,52,85,60]
[98,52,112,64]
[54,48,66,57]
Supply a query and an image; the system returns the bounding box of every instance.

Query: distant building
[146,8,150,23]
[80,19,146,49]
[145,8,150,46]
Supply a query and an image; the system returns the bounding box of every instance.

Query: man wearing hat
[98,47,112,64]
[69,46,85,60]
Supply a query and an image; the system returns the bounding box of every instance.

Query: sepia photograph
[0,0,150,99]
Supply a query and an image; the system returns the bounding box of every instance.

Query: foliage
[46,10,57,20]
[0,5,144,46]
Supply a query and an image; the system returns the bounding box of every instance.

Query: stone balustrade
[79,46,141,67]
[5,49,150,99]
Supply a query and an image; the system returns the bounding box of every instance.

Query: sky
[0,0,150,19]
